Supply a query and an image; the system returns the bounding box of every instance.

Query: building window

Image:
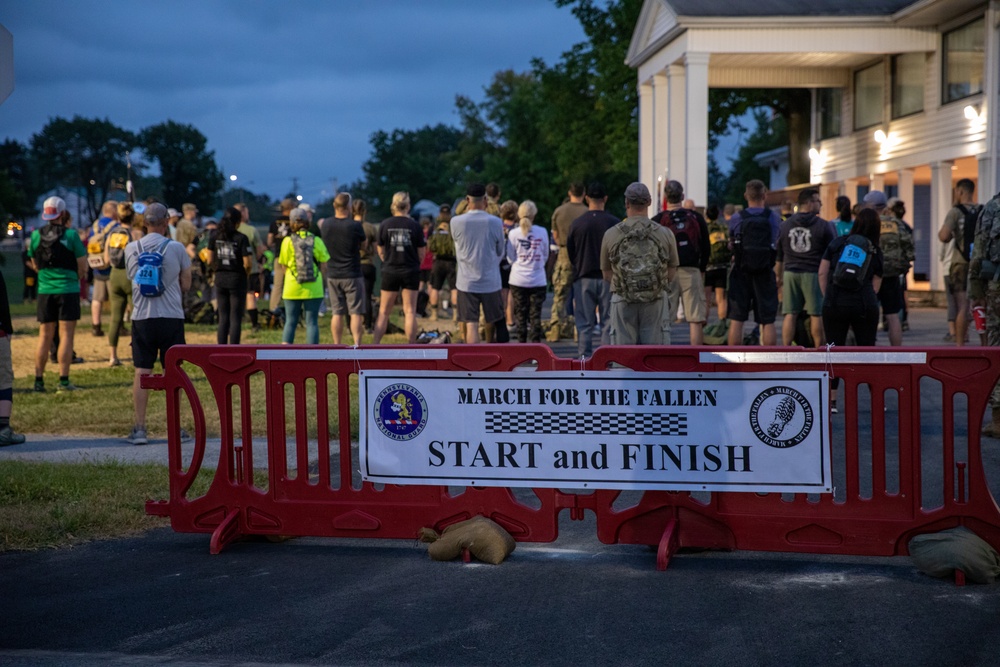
[943,17,984,104]
[892,53,924,118]
[854,62,884,130]
[817,88,842,140]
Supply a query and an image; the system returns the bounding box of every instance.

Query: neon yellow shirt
[278,231,329,300]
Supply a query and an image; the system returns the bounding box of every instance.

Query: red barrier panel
[146,344,1000,573]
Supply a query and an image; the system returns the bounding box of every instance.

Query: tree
[226,186,275,224]
[29,116,138,221]
[719,109,788,205]
[140,121,223,214]
[0,139,38,220]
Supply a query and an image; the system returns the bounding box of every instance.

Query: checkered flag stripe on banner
[484,411,687,435]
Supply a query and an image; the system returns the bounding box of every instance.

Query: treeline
[348,0,643,222]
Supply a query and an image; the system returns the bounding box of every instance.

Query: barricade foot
[209,508,243,555]
[656,519,679,571]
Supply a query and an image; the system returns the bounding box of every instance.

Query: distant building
[628,0,997,290]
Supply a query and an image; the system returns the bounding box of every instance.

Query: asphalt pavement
[3,305,1000,665]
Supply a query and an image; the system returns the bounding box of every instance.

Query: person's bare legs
[465,321,481,344]
[727,319,744,346]
[760,323,776,346]
[886,313,902,347]
[715,288,727,320]
[689,322,704,346]
[58,320,77,377]
[331,314,346,345]
[349,314,364,346]
[955,292,969,347]
[91,298,103,331]
[401,289,419,344]
[133,367,152,429]
[782,313,797,346]
[810,315,825,348]
[372,291,398,344]
[34,322,57,378]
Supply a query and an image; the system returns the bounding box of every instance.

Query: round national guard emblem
[749,386,813,448]
[375,384,428,441]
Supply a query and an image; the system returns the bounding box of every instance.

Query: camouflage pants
[548,253,573,335]
[988,281,1000,405]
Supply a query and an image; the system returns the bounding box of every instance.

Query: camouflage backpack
[427,228,455,259]
[608,218,671,303]
[706,219,731,269]
[981,195,1000,267]
[879,215,914,278]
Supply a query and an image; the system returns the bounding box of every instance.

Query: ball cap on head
[466,183,486,198]
[863,190,888,208]
[624,182,652,205]
[41,196,66,221]
[145,202,169,225]
[586,182,607,199]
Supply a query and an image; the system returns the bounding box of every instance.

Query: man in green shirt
[27,196,87,393]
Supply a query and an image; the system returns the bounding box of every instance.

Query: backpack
[660,208,702,268]
[608,218,671,303]
[980,195,1000,267]
[134,237,172,298]
[34,224,78,271]
[734,208,775,274]
[956,204,982,262]
[87,221,110,270]
[106,223,131,270]
[427,230,455,258]
[832,234,874,291]
[879,216,913,278]
[706,220,731,268]
[290,233,318,284]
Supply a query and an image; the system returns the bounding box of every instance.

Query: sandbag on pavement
[909,526,1000,584]
[418,515,516,565]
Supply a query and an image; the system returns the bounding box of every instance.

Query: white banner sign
[359,371,830,493]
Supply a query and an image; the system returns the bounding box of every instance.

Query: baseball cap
[182,203,198,213]
[41,196,66,221]
[145,202,168,224]
[862,190,888,208]
[466,183,486,198]
[167,207,181,218]
[624,182,652,205]
[586,182,607,199]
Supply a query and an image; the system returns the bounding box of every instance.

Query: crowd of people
[8,173,1000,447]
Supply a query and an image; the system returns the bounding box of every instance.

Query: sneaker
[109,358,122,367]
[56,382,79,393]
[0,426,26,446]
[33,380,46,393]
[179,428,193,443]
[943,333,955,343]
[71,353,84,364]
[126,426,148,445]
[92,325,104,337]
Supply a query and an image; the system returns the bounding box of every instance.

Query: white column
[844,178,860,205]
[980,2,1000,196]
[870,173,885,193]
[667,63,686,188]
[653,73,669,206]
[897,169,914,212]
[820,182,840,222]
[684,53,710,207]
[639,80,654,192]
[929,160,955,291]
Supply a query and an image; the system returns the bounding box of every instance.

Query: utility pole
[291,177,299,196]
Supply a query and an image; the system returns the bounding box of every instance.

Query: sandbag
[419,515,516,565]
[909,526,1000,584]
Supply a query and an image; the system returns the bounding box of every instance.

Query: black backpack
[734,208,775,274]
[956,204,982,261]
[660,208,702,268]
[832,235,874,291]
[34,224,78,271]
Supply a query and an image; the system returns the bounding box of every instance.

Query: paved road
[3,305,1000,665]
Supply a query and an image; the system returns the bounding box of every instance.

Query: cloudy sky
[0,1,587,206]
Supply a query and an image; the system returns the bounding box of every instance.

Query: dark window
[891,52,924,118]
[817,88,842,140]
[943,18,985,104]
[854,63,884,130]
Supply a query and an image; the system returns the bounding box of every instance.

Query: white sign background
[359,371,830,493]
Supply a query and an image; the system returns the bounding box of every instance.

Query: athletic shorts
[380,270,420,293]
[419,268,431,284]
[704,268,728,290]
[37,293,81,324]
[726,266,778,325]
[878,275,903,315]
[457,290,504,324]
[247,273,262,296]
[782,271,824,316]
[131,317,186,369]
[92,279,109,302]
[948,263,969,294]
[327,277,366,316]
[430,259,457,291]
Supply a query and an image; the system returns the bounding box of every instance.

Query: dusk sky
[0,1,589,207]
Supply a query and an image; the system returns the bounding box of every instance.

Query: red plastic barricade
[145,344,1000,573]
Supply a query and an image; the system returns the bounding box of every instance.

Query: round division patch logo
[375,384,428,441]
[749,386,814,449]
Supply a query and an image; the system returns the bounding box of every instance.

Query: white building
[628,0,998,290]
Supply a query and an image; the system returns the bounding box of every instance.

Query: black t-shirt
[567,210,619,281]
[822,235,884,308]
[211,230,251,274]
[378,216,425,274]
[269,216,292,250]
[321,216,366,279]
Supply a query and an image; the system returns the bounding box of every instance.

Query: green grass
[0,460,213,551]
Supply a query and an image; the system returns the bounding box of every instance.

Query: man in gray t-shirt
[450,183,505,344]
[124,203,192,446]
